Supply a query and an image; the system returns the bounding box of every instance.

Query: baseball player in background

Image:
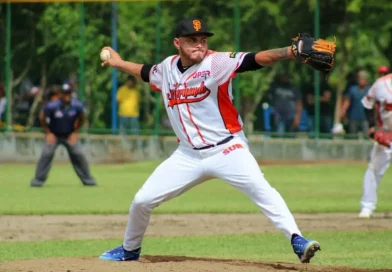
[98,18,332,263]
[377,66,389,78]
[359,72,392,218]
[30,84,97,187]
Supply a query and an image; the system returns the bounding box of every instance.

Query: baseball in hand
[100,49,111,61]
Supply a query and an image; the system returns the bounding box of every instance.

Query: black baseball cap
[175,18,214,38]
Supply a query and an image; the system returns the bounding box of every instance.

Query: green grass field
[1,162,391,214]
[1,231,392,268]
[1,162,392,270]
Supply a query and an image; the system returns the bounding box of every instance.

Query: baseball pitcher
[359,73,392,218]
[99,18,335,263]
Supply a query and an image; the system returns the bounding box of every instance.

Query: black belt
[193,136,234,150]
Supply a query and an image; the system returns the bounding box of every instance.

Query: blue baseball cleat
[99,245,141,261]
[291,235,321,263]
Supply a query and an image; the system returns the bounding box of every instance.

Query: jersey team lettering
[167,81,211,107]
[223,143,244,155]
[192,70,211,79]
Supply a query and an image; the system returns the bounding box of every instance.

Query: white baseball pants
[123,137,301,251]
[361,143,391,212]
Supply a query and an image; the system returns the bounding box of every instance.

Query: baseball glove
[373,130,392,148]
[291,33,336,73]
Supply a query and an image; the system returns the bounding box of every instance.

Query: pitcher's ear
[173,38,180,50]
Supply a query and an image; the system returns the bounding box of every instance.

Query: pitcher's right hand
[100,46,124,68]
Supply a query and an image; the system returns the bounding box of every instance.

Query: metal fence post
[111,1,118,134]
[79,2,85,103]
[234,0,240,110]
[5,2,11,131]
[153,1,162,136]
[314,0,321,159]
[314,0,320,140]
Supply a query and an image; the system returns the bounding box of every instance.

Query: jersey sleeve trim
[141,64,153,82]
[150,83,162,92]
[149,64,162,92]
[229,53,247,80]
[171,55,180,65]
[235,53,264,73]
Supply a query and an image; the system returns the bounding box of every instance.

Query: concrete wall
[0,133,373,163]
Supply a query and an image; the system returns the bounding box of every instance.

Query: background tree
[1,0,391,133]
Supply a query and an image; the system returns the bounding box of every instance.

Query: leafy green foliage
[0,0,390,129]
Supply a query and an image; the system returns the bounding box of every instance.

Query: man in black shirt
[265,74,303,135]
[30,84,96,187]
[304,79,334,134]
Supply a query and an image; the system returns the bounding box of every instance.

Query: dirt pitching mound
[1,256,390,272]
[2,213,392,242]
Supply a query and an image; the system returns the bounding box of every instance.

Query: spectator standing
[265,74,302,136]
[304,78,334,134]
[340,70,371,135]
[117,75,141,135]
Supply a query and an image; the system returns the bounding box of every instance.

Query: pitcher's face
[174,35,208,65]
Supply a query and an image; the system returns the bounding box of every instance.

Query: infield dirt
[1,213,392,272]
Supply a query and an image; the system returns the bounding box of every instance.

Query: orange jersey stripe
[217,80,241,134]
[176,106,195,147]
[186,103,208,145]
[150,83,161,92]
[171,55,180,65]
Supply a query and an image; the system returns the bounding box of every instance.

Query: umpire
[30,84,97,187]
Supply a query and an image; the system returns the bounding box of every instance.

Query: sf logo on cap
[193,20,201,31]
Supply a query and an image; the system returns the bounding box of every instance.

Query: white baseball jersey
[122,52,304,254]
[149,51,248,149]
[362,73,392,130]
